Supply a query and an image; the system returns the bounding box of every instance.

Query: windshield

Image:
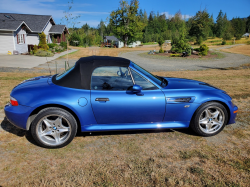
[130,62,167,87]
[56,66,75,80]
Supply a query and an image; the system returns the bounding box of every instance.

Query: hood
[163,77,220,90]
[12,75,52,91]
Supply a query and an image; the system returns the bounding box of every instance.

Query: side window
[91,67,133,90]
[131,69,158,90]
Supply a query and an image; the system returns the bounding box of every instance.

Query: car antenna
[46,57,51,75]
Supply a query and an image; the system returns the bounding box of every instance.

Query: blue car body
[4,60,238,132]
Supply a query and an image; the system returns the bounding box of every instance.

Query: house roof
[0,20,23,31]
[104,36,120,42]
[0,13,54,32]
[49,25,67,34]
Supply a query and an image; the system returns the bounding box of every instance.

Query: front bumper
[4,103,33,130]
[228,105,238,125]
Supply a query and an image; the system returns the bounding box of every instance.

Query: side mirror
[132,85,143,96]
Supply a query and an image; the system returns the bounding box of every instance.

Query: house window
[17,34,25,44]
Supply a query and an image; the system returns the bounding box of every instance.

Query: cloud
[161,12,193,19]
[0,0,64,19]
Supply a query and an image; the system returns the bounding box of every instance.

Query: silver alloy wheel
[36,114,71,146]
[199,106,225,134]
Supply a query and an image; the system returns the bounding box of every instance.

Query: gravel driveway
[119,47,250,72]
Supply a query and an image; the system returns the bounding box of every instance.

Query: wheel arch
[190,100,231,126]
[26,104,81,132]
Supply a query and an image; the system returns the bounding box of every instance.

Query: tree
[61,0,81,29]
[215,10,228,38]
[158,35,165,53]
[221,14,233,40]
[38,32,49,50]
[98,20,106,39]
[246,16,250,33]
[110,0,146,47]
[231,18,246,39]
[82,23,90,33]
[189,10,210,42]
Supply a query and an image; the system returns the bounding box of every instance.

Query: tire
[30,107,77,148]
[190,102,228,137]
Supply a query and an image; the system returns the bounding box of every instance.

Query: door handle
[95,98,109,101]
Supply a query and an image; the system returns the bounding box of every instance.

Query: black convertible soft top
[52,56,131,90]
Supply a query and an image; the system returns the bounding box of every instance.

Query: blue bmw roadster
[4,56,238,148]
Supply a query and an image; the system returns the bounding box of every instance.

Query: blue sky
[0,0,249,27]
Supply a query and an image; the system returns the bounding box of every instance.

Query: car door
[90,66,166,124]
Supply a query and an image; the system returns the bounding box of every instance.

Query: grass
[67,45,164,59]
[58,49,79,59]
[221,45,250,56]
[142,42,158,45]
[204,37,250,46]
[0,66,250,186]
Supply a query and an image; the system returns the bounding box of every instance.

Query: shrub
[158,36,165,53]
[30,50,34,55]
[185,46,192,56]
[33,45,38,53]
[193,48,200,52]
[171,40,191,54]
[69,32,81,46]
[60,42,67,49]
[170,54,181,57]
[54,45,64,52]
[35,49,54,57]
[199,44,209,56]
[38,32,49,51]
[159,48,164,53]
[48,43,58,48]
[221,40,226,45]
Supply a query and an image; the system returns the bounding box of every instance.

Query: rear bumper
[4,103,33,130]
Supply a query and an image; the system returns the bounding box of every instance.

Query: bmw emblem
[53,126,57,130]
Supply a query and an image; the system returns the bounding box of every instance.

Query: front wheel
[31,107,77,148]
[190,102,228,137]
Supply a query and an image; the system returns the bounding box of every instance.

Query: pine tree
[215,10,226,37]
[246,16,250,33]
[189,10,210,41]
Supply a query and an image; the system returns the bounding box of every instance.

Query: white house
[103,36,141,48]
[0,13,69,54]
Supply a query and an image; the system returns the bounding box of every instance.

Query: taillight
[10,96,18,106]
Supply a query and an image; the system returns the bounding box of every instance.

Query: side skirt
[82,121,190,132]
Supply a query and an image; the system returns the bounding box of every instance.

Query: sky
[0,0,249,28]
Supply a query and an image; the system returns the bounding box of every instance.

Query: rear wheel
[190,102,228,137]
[31,107,77,148]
